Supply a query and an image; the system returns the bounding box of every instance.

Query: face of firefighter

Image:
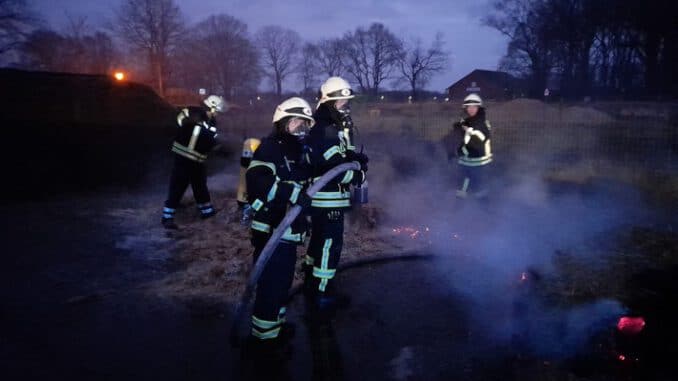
[334,98,349,110]
[286,117,311,139]
[465,105,479,117]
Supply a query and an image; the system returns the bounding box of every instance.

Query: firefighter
[237,138,261,224]
[452,93,493,198]
[161,95,227,229]
[305,77,368,311]
[246,97,315,346]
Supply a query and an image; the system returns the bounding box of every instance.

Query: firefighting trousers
[305,209,345,293]
[251,236,297,340]
[163,155,212,216]
[456,164,490,198]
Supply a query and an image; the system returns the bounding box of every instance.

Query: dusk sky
[31,0,508,92]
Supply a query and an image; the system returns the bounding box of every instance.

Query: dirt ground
[3,93,677,379]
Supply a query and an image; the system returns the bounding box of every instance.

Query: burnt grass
[1,70,677,379]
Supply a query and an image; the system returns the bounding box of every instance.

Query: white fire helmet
[273,97,315,127]
[317,76,355,107]
[204,95,227,113]
[462,93,483,108]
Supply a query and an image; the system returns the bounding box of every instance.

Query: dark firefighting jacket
[171,106,218,163]
[306,104,365,209]
[246,133,312,244]
[453,108,493,167]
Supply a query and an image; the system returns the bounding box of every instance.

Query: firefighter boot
[198,203,217,219]
[307,281,351,320]
[240,337,292,381]
[161,207,179,229]
[161,218,179,230]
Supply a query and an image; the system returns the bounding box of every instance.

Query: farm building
[447,69,523,100]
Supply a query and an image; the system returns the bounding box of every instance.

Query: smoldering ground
[3,97,676,379]
[357,114,675,364]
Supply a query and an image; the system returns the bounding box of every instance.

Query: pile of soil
[0,69,176,200]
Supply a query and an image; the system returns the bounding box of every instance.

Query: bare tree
[84,32,117,74]
[297,43,321,94]
[398,32,448,99]
[255,25,301,96]
[20,29,66,70]
[20,27,117,74]
[114,0,184,96]
[485,0,559,97]
[179,14,260,98]
[316,38,345,77]
[342,23,402,95]
[0,0,38,57]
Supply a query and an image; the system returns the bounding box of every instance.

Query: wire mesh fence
[351,100,678,175]
[219,99,677,176]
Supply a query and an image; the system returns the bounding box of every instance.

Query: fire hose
[230,161,361,346]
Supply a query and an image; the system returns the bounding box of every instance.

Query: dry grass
[117,99,676,302]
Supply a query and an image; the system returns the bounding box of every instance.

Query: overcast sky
[31,0,508,92]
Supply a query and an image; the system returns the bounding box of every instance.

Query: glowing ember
[392,226,422,240]
[113,71,125,81]
[618,354,626,361]
[617,316,645,335]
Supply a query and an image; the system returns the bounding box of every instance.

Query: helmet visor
[326,88,355,99]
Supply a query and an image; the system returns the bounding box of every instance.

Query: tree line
[1,0,448,100]
[486,0,678,99]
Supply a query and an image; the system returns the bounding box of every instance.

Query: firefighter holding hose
[450,93,493,198]
[305,77,369,312]
[161,95,227,229]
[245,97,315,351]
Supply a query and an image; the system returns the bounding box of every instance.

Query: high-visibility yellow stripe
[323,146,342,160]
[340,171,354,184]
[311,199,351,208]
[252,327,281,340]
[458,155,493,166]
[281,227,304,243]
[177,108,189,127]
[289,184,302,204]
[251,220,271,233]
[267,182,278,202]
[468,129,486,141]
[312,267,336,279]
[188,125,201,150]
[318,239,333,291]
[313,191,351,200]
[251,199,264,211]
[252,315,279,330]
[248,160,276,175]
[172,142,207,162]
[304,255,314,266]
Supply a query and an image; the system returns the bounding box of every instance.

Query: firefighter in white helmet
[161,95,228,229]
[447,93,493,198]
[245,97,315,350]
[304,77,368,313]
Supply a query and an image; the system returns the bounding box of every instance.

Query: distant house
[446,69,521,100]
